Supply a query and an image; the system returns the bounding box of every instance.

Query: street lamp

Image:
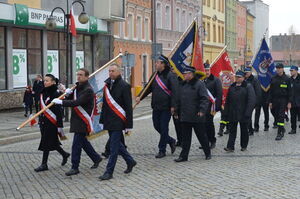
[45,0,89,121]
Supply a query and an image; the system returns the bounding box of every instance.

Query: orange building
[113,0,153,95]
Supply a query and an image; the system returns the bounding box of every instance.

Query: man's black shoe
[61,153,70,166]
[249,130,254,136]
[101,151,109,159]
[205,155,212,160]
[91,157,103,169]
[175,141,181,147]
[65,169,79,176]
[288,130,296,134]
[34,164,48,172]
[199,146,203,149]
[224,129,229,134]
[241,148,247,151]
[254,127,259,132]
[210,142,216,149]
[174,157,188,162]
[155,152,166,158]
[224,147,234,152]
[264,127,269,131]
[124,160,137,174]
[99,173,113,181]
[170,141,176,154]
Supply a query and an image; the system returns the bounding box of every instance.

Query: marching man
[99,63,137,181]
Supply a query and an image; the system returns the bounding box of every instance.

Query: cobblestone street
[1,112,300,199]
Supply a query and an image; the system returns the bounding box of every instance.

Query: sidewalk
[0,97,152,145]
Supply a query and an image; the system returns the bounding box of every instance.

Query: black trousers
[34,99,40,113]
[291,107,300,130]
[205,113,216,144]
[105,133,126,154]
[227,121,249,150]
[254,103,269,129]
[25,105,32,115]
[272,99,288,127]
[180,122,210,159]
[41,146,68,164]
[173,115,182,145]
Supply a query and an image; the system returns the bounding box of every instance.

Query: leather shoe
[65,168,79,176]
[224,129,229,134]
[264,127,269,131]
[288,130,296,134]
[61,153,70,166]
[124,160,137,174]
[91,157,103,169]
[169,141,176,154]
[174,157,187,162]
[254,127,259,132]
[99,172,113,181]
[34,164,48,172]
[205,155,212,160]
[101,151,109,159]
[241,148,247,151]
[155,152,166,158]
[224,147,234,152]
[175,141,181,147]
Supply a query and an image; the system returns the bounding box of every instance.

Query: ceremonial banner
[251,38,276,91]
[210,48,234,106]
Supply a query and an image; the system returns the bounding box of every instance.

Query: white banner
[12,49,27,88]
[47,50,59,78]
[76,51,85,71]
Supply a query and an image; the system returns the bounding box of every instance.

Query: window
[13,28,26,49]
[156,3,162,28]
[207,23,210,41]
[218,0,221,11]
[213,24,216,42]
[181,10,186,31]
[84,35,93,73]
[218,25,221,43]
[165,5,171,30]
[137,16,142,40]
[95,35,111,68]
[175,8,180,31]
[207,0,210,7]
[47,32,59,50]
[213,0,216,9]
[203,0,206,5]
[142,55,147,85]
[144,18,149,41]
[221,26,224,43]
[128,14,134,39]
[0,27,5,89]
[188,13,193,25]
[119,22,124,38]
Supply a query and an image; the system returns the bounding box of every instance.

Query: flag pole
[16,53,123,131]
[133,20,197,109]
[210,45,228,67]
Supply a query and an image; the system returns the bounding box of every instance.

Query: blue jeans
[106,131,134,174]
[152,110,175,153]
[71,133,101,170]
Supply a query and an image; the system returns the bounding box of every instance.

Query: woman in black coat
[23,86,33,117]
[34,74,70,172]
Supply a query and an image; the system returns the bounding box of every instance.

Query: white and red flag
[69,8,77,37]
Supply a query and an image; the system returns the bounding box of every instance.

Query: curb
[0,111,153,146]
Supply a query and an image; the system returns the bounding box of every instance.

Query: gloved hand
[123,128,132,134]
[52,98,63,105]
[65,88,73,95]
[57,127,64,134]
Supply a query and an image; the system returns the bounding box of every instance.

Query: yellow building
[202,0,225,64]
[246,10,255,65]
[8,0,41,8]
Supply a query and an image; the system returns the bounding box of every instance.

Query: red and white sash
[73,89,94,134]
[155,74,172,96]
[207,89,216,115]
[104,84,126,122]
[40,94,66,139]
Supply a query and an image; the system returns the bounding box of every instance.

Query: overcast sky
[262,0,300,36]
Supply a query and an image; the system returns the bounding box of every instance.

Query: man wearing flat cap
[136,54,178,158]
[288,65,300,134]
[268,63,292,140]
[174,66,211,162]
[223,70,255,152]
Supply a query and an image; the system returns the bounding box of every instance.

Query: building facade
[202,0,225,64]
[270,34,300,66]
[225,0,238,67]
[246,10,255,65]
[236,1,247,68]
[113,0,152,94]
[241,0,269,52]
[0,0,114,110]
[155,0,201,56]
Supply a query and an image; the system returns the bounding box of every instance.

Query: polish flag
[70,8,77,37]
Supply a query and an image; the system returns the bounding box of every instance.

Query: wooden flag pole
[16,53,123,131]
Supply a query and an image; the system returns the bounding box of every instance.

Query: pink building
[236,1,247,67]
[155,0,201,55]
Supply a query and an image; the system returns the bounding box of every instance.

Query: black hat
[290,65,298,71]
[244,66,252,72]
[235,70,245,77]
[157,54,170,66]
[204,63,210,69]
[275,63,284,68]
[182,66,196,74]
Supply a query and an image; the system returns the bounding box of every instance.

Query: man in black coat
[268,63,292,141]
[174,66,211,162]
[203,63,222,148]
[136,55,178,158]
[99,64,136,181]
[52,68,102,176]
[288,65,300,134]
[244,66,261,135]
[224,70,256,152]
[32,74,44,113]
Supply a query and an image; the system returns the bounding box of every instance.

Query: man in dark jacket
[174,66,211,162]
[203,63,222,148]
[52,68,102,176]
[136,55,178,158]
[32,74,44,113]
[268,63,292,141]
[244,66,261,135]
[288,65,300,134]
[99,64,136,181]
[224,70,256,152]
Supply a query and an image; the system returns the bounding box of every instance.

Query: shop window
[95,35,111,69]
[13,28,26,49]
[47,31,59,50]
[84,35,93,73]
[0,27,5,89]
[76,34,84,50]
